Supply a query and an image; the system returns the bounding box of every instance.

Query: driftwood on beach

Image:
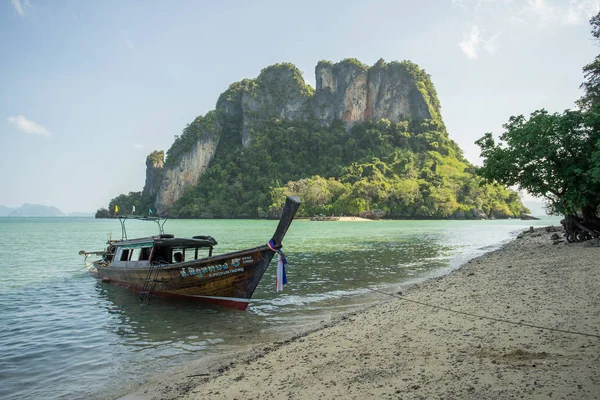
[561,212,600,243]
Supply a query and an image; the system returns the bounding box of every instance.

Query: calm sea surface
[0,215,560,399]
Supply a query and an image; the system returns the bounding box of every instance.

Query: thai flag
[275,253,287,292]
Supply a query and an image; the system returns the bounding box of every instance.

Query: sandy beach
[338,216,372,221]
[130,227,600,400]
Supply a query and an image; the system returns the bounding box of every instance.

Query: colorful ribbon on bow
[268,239,287,292]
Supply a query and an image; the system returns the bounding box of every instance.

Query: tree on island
[475,12,600,242]
[95,208,111,218]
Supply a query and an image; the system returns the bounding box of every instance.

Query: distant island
[0,204,95,217]
[0,204,67,217]
[0,205,13,217]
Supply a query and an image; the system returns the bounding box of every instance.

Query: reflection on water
[0,216,561,399]
[96,281,273,350]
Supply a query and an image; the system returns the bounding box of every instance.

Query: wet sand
[129,227,600,400]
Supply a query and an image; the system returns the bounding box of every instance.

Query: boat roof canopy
[113,235,217,249]
[155,237,217,248]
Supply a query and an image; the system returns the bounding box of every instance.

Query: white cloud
[483,33,499,55]
[11,0,24,15]
[460,25,481,59]
[8,115,51,136]
[523,0,557,24]
[455,0,598,60]
[124,38,134,50]
[517,0,599,25]
[566,0,600,24]
[528,0,551,13]
[459,25,500,59]
[455,0,600,28]
[11,0,31,17]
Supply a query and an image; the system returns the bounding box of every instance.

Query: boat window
[153,248,170,263]
[130,248,141,261]
[139,247,151,261]
[120,249,130,261]
[170,248,197,262]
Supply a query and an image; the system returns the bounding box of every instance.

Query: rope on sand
[359,285,600,339]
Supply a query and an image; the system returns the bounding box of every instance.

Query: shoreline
[124,227,600,399]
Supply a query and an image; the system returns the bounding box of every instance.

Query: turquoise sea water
[0,216,561,399]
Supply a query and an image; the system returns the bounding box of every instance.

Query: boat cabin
[106,235,218,268]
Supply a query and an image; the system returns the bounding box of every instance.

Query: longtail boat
[81,196,301,310]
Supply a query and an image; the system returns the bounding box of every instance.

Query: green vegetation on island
[171,117,525,219]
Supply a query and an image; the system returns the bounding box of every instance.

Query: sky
[1,0,599,213]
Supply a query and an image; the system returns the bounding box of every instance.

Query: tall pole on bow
[271,196,301,246]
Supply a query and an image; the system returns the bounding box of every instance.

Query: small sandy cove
[338,216,372,221]
[134,227,600,400]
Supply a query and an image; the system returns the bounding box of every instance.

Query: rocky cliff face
[217,59,437,143]
[150,59,441,215]
[366,61,434,123]
[314,59,434,128]
[217,64,313,147]
[314,60,369,126]
[151,113,221,214]
[142,151,165,197]
[155,135,218,214]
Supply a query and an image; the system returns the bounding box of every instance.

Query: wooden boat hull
[85,196,301,310]
[93,246,275,310]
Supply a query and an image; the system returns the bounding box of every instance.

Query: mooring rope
[352,283,600,339]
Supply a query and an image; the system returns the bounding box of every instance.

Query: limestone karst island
[97,59,528,220]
